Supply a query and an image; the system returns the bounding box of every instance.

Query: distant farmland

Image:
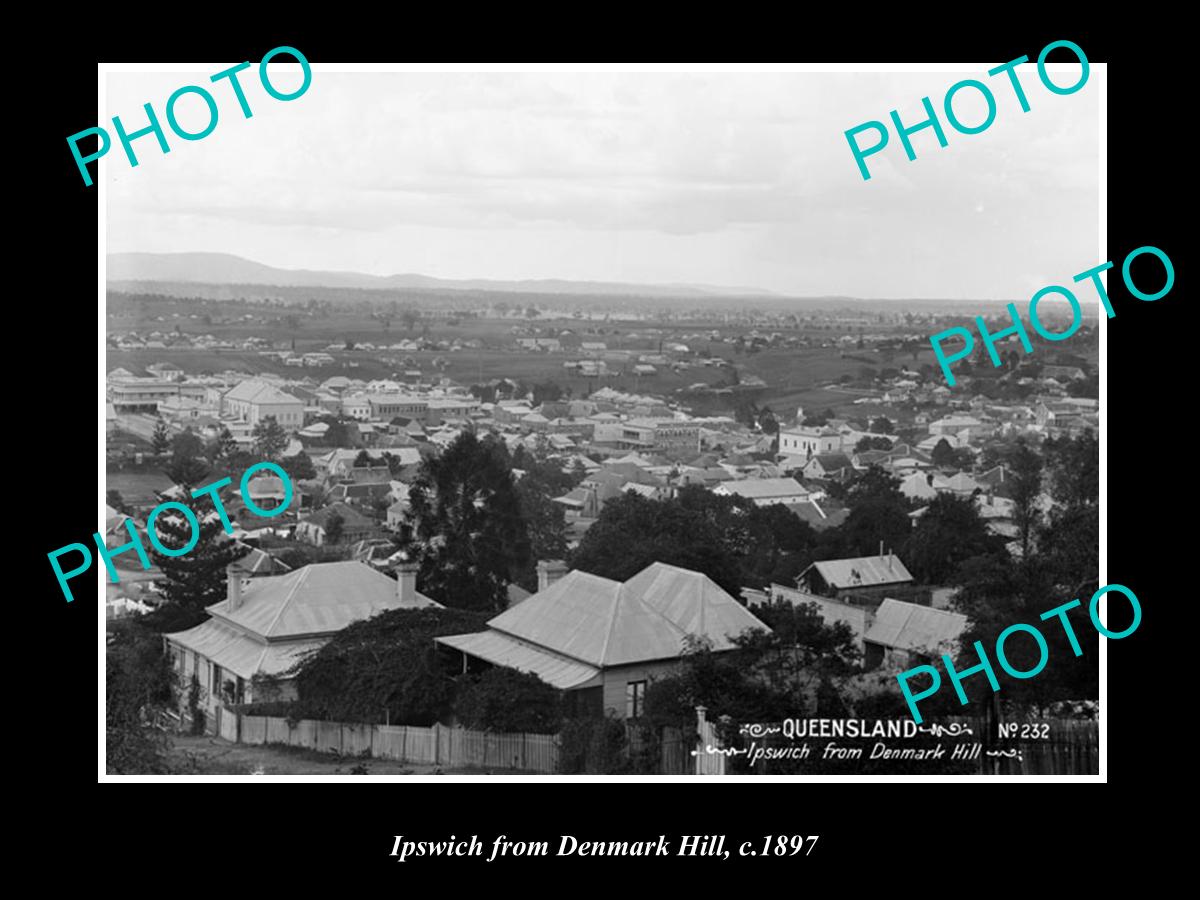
[105,346,734,402]
[107,298,966,422]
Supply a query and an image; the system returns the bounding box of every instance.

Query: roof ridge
[627,568,691,644]
[596,580,628,665]
[876,597,915,643]
[263,565,310,637]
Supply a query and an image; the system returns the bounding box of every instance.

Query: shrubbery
[454,667,562,734]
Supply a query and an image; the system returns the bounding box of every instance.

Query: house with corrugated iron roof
[165,561,440,724]
[799,553,914,603]
[712,476,809,506]
[863,598,967,669]
[436,561,769,720]
[222,379,304,428]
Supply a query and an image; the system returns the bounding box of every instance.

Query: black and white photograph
[96,60,1105,780]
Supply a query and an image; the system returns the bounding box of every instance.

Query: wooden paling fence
[217,710,560,773]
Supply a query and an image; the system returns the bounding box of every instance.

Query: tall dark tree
[930,438,956,468]
[1043,431,1098,511]
[171,429,204,460]
[1039,431,1100,602]
[165,453,211,491]
[151,419,171,456]
[1008,439,1044,558]
[281,451,317,482]
[406,432,532,611]
[569,486,817,596]
[511,444,576,497]
[252,415,289,460]
[870,416,895,434]
[836,466,911,557]
[741,502,819,588]
[211,426,239,463]
[758,406,779,435]
[144,500,250,633]
[571,490,746,595]
[840,497,912,559]
[531,381,564,406]
[855,435,893,453]
[324,512,345,545]
[903,493,1006,584]
[515,479,569,588]
[954,555,1097,713]
[952,432,1099,715]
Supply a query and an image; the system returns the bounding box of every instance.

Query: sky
[104,65,1102,299]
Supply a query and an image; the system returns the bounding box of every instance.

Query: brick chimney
[537,559,569,593]
[226,564,244,610]
[396,561,419,605]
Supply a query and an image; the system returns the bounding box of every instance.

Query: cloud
[105,68,1101,297]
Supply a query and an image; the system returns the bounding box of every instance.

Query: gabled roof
[553,487,590,507]
[203,560,438,640]
[864,598,966,654]
[236,545,293,576]
[302,502,374,530]
[245,475,286,498]
[782,500,850,531]
[976,465,1007,487]
[854,449,890,465]
[809,452,853,471]
[935,472,981,493]
[599,461,662,483]
[623,482,660,498]
[346,466,392,484]
[481,563,768,668]
[715,476,808,500]
[808,555,913,589]
[224,379,302,406]
[933,415,982,428]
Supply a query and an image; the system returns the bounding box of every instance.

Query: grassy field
[106,345,733,400]
[107,295,997,425]
[166,734,530,775]
[105,341,918,425]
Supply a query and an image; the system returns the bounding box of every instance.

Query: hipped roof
[202,560,438,640]
[484,563,768,668]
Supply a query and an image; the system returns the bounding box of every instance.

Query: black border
[34,16,1173,874]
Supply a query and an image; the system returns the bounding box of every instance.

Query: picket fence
[216,709,560,773]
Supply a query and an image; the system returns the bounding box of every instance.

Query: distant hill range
[106,252,780,299]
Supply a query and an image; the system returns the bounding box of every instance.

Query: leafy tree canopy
[292,607,490,725]
[406,432,533,611]
[454,667,562,733]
